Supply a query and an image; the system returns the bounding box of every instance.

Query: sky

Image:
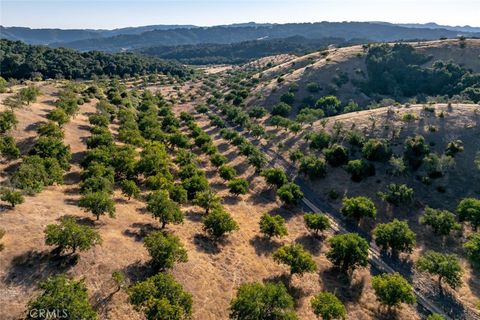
[1,0,479,30]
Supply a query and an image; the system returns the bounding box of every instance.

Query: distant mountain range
[1,22,479,53]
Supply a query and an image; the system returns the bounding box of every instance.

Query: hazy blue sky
[1,0,479,29]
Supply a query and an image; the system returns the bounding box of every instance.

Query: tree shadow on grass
[249,235,281,256]
[122,222,161,242]
[320,266,365,304]
[248,187,276,205]
[121,260,155,284]
[3,249,77,288]
[193,233,221,255]
[294,234,324,256]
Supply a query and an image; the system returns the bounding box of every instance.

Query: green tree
[271,102,292,117]
[273,244,317,276]
[310,292,346,320]
[144,231,188,270]
[47,108,70,126]
[457,198,480,231]
[37,122,65,139]
[193,189,221,214]
[299,156,327,178]
[416,251,463,289]
[44,217,102,254]
[371,272,415,308]
[228,178,249,196]
[464,233,480,264]
[427,314,445,320]
[182,174,209,200]
[304,212,331,236]
[18,85,40,105]
[219,165,237,181]
[277,182,304,205]
[259,213,288,239]
[315,95,341,116]
[0,189,24,208]
[120,179,140,200]
[403,135,430,169]
[308,130,331,150]
[362,139,391,162]
[323,144,348,167]
[147,190,183,228]
[202,207,239,240]
[129,273,193,320]
[79,191,115,221]
[229,282,297,320]
[420,207,461,237]
[340,196,377,222]
[0,110,17,134]
[261,167,288,189]
[0,135,20,159]
[346,159,375,182]
[373,219,416,255]
[210,153,228,167]
[326,233,369,273]
[27,275,97,320]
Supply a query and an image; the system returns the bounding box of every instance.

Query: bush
[0,110,17,134]
[315,95,341,116]
[323,144,348,167]
[346,159,375,181]
[311,292,346,320]
[404,135,430,169]
[340,196,377,222]
[128,273,192,320]
[416,251,463,289]
[464,233,480,264]
[0,189,24,208]
[277,182,304,205]
[0,135,20,159]
[261,167,288,189]
[228,178,249,196]
[299,156,327,179]
[273,244,317,276]
[259,213,288,239]
[229,282,296,320]
[304,212,330,235]
[372,273,415,307]
[27,276,97,320]
[120,179,140,200]
[47,108,70,126]
[378,183,414,206]
[271,102,292,117]
[373,219,416,255]
[79,191,115,221]
[147,190,183,228]
[248,106,267,118]
[456,198,480,231]
[219,165,237,181]
[326,233,369,272]
[44,217,101,254]
[202,207,238,240]
[37,122,64,139]
[420,207,460,237]
[362,139,391,162]
[144,231,188,270]
[210,153,227,168]
[308,130,331,150]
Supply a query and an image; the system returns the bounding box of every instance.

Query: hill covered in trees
[0,39,192,80]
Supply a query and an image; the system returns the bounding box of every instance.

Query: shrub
[299,156,327,179]
[144,231,188,270]
[0,189,24,208]
[404,135,430,169]
[44,217,101,254]
[259,213,288,239]
[277,182,304,205]
[210,153,227,167]
[372,273,415,307]
[261,167,288,189]
[228,178,249,196]
[219,165,237,181]
[416,251,463,289]
[464,233,480,264]
[120,179,140,200]
[248,106,267,118]
[309,130,331,150]
[456,198,480,231]
[340,196,376,222]
[373,219,416,255]
[0,135,20,159]
[304,212,330,235]
[315,95,341,116]
[27,276,97,320]
[311,292,346,320]
[129,273,192,320]
[323,144,348,167]
[47,108,70,126]
[37,122,64,139]
[362,139,391,162]
[0,110,17,134]
[346,159,375,182]
[273,244,317,276]
[229,282,296,320]
[202,207,239,240]
[326,233,369,272]
[420,207,461,237]
[271,102,292,117]
[378,184,414,206]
